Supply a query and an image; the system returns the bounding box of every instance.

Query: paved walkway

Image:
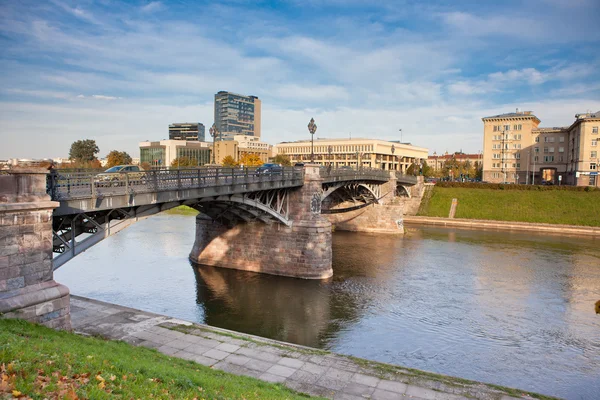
[70,295,540,400]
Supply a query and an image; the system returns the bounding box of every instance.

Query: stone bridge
[0,166,418,329]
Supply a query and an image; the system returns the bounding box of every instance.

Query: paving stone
[194,337,221,349]
[259,372,287,383]
[215,342,240,353]
[236,347,283,363]
[137,340,161,349]
[285,381,335,399]
[266,364,297,378]
[325,367,354,382]
[288,369,320,385]
[185,344,213,356]
[334,393,368,400]
[203,349,230,361]
[372,388,401,400]
[179,334,207,344]
[224,354,251,366]
[163,339,192,350]
[378,380,408,394]
[316,376,349,391]
[245,359,274,372]
[342,382,375,397]
[278,357,305,369]
[188,355,218,367]
[157,345,179,356]
[351,372,380,387]
[120,335,145,345]
[301,362,329,375]
[405,385,461,400]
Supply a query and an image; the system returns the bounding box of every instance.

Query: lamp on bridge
[391,144,396,171]
[308,118,317,163]
[328,145,333,166]
[209,123,219,165]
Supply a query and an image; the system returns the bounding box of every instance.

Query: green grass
[0,319,318,400]
[417,187,600,226]
[162,205,199,216]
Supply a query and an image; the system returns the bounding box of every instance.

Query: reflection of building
[169,123,206,141]
[214,91,261,140]
[274,138,428,173]
[428,151,482,173]
[139,140,211,167]
[214,135,272,165]
[482,110,599,186]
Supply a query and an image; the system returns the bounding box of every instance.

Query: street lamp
[391,144,395,171]
[209,123,219,164]
[328,145,333,166]
[308,118,317,163]
[399,129,402,143]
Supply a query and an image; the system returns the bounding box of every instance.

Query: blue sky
[1,0,599,159]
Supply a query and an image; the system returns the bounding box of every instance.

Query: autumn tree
[171,156,198,167]
[140,162,151,171]
[69,139,99,163]
[272,154,291,166]
[221,155,239,167]
[239,153,263,167]
[106,150,133,168]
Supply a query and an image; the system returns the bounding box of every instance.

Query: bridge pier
[190,165,333,279]
[0,168,71,329]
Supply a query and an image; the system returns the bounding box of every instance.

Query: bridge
[1,165,419,330]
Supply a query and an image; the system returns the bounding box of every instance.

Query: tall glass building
[214,91,261,140]
[169,123,206,141]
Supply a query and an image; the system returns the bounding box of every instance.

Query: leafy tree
[106,150,133,168]
[422,160,433,177]
[406,163,417,175]
[221,155,239,167]
[140,162,152,171]
[69,139,99,163]
[171,156,198,167]
[239,153,263,167]
[272,154,291,166]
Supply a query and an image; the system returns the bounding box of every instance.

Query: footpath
[403,216,600,237]
[70,295,550,400]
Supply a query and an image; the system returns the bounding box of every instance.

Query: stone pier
[0,167,71,329]
[190,165,333,279]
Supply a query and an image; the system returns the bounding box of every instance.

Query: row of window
[492,124,523,132]
[491,163,521,169]
[492,134,522,140]
[282,144,376,154]
[492,153,521,159]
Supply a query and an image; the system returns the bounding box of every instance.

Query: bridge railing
[321,167,391,182]
[394,172,418,184]
[47,167,304,201]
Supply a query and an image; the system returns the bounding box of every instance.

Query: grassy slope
[417,187,600,226]
[0,319,315,400]
[163,205,200,216]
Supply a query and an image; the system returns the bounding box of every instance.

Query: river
[55,214,600,399]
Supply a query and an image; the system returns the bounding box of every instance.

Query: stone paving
[70,295,540,400]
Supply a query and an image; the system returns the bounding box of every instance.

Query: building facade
[214,135,272,165]
[428,151,482,175]
[274,138,428,173]
[139,140,211,167]
[482,110,599,186]
[169,123,206,141]
[214,91,261,139]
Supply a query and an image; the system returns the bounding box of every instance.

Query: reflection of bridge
[0,166,418,330]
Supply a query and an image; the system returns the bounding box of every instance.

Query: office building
[482,110,599,186]
[169,123,205,141]
[428,152,483,173]
[139,140,211,167]
[274,138,428,172]
[214,91,261,140]
[214,135,272,165]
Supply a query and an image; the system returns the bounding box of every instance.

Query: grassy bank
[0,319,315,400]
[163,205,199,216]
[418,187,600,226]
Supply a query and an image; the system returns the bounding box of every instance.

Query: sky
[1,0,599,160]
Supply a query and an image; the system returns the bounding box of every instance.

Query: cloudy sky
[1,0,599,159]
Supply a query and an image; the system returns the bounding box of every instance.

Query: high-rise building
[169,123,205,141]
[482,110,599,186]
[214,91,261,140]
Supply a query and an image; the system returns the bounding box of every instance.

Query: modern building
[214,135,272,165]
[482,110,599,186]
[139,140,211,168]
[214,91,261,140]
[169,123,206,141]
[274,138,428,172]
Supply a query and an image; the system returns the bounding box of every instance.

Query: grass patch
[162,205,199,216]
[417,187,600,226]
[0,319,320,399]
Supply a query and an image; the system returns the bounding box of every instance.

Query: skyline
[1,0,599,159]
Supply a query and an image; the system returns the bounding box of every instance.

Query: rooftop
[482,110,538,120]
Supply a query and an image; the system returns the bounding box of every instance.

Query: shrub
[434,181,598,192]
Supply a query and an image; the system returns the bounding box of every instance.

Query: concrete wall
[0,168,71,329]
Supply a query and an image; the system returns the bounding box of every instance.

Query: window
[534,156,539,162]
[493,126,497,132]
[591,163,597,170]
[535,136,540,143]
[590,176,597,186]
[516,163,520,168]
[559,136,565,143]
[559,146,565,153]
[592,140,598,147]
[558,156,564,162]
[544,156,554,162]
[592,151,598,159]
[549,147,554,153]
[593,126,598,134]
[504,125,510,131]
[535,147,539,153]
[516,153,520,159]
[544,147,549,153]
[513,124,522,131]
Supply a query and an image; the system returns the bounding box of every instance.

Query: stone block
[0,245,19,257]
[5,276,25,291]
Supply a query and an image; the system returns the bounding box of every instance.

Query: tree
[272,154,291,166]
[69,139,99,163]
[171,156,198,167]
[140,161,151,171]
[106,150,133,168]
[239,153,263,167]
[221,155,239,167]
[406,163,417,175]
[422,160,433,177]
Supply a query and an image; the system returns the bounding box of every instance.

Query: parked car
[294,162,305,167]
[95,165,146,186]
[255,163,283,174]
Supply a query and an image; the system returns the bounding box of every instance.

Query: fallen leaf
[97,381,105,389]
[95,375,105,382]
[109,375,116,381]
[11,390,22,397]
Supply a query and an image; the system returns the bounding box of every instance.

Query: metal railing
[321,167,390,182]
[47,167,304,201]
[394,171,419,184]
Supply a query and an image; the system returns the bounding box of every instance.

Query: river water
[55,214,600,399]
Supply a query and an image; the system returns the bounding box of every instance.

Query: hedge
[435,181,599,192]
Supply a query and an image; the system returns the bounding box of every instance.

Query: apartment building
[169,123,206,141]
[428,151,482,173]
[214,91,261,140]
[482,110,599,186]
[274,138,428,172]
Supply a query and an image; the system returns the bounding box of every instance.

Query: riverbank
[32,295,554,400]
[404,216,600,237]
[417,187,600,226]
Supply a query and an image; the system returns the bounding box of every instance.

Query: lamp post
[399,128,402,143]
[391,144,395,171]
[308,118,317,163]
[209,123,219,164]
[328,145,333,167]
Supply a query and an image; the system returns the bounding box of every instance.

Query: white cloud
[141,2,163,13]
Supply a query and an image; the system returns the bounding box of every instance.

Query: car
[95,165,146,186]
[255,163,283,174]
[294,162,305,167]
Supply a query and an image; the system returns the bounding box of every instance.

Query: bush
[435,181,598,192]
